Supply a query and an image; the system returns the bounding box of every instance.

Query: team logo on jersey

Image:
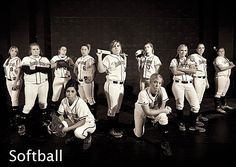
[112,60,126,68]
[145,60,152,70]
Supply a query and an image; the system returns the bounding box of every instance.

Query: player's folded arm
[21,65,37,74]
[36,66,51,74]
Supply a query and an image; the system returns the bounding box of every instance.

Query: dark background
[0,0,235,108]
[1,1,236,166]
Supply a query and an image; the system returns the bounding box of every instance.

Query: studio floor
[1,97,236,167]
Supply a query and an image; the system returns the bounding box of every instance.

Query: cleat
[109,128,123,138]
[160,141,172,156]
[196,121,204,127]
[221,105,234,110]
[189,126,206,133]
[83,135,92,150]
[199,116,208,122]
[178,122,186,131]
[17,125,26,136]
[216,107,226,114]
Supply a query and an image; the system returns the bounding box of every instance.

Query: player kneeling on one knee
[57,79,96,150]
[133,73,171,140]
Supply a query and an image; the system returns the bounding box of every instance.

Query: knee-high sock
[189,112,198,127]
[214,97,222,108]
[176,109,184,123]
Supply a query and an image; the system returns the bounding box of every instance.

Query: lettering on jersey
[9,62,16,67]
[111,60,125,68]
[39,62,49,66]
[30,61,48,67]
[198,59,206,65]
[65,111,79,123]
[145,60,152,70]
[77,61,87,71]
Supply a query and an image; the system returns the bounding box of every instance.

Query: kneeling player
[133,73,172,156]
[57,79,96,150]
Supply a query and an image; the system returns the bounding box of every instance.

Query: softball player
[74,44,96,119]
[58,79,96,150]
[96,40,126,138]
[133,73,172,156]
[189,43,209,122]
[137,42,162,90]
[17,43,51,136]
[170,44,205,133]
[51,46,74,109]
[213,47,235,113]
[3,46,22,126]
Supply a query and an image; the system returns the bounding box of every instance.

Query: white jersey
[135,87,168,113]
[21,55,50,84]
[3,57,21,80]
[213,56,232,77]
[169,57,194,81]
[189,53,207,77]
[103,54,126,82]
[51,55,72,78]
[140,54,162,79]
[74,55,95,80]
[58,97,95,123]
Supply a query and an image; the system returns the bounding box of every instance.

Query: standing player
[136,42,162,90]
[170,44,205,133]
[213,47,235,113]
[133,73,172,156]
[189,43,209,122]
[96,40,127,138]
[3,46,22,126]
[50,46,74,110]
[17,43,51,136]
[74,44,96,119]
[57,79,96,150]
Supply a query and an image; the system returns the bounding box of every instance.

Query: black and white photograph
[1,0,236,166]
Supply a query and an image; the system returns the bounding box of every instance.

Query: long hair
[150,73,164,108]
[175,44,188,65]
[6,46,19,66]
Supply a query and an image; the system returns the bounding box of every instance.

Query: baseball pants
[215,76,230,97]
[104,81,124,117]
[23,81,49,114]
[172,82,200,113]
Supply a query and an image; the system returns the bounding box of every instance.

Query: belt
[112,81,123,84]
[194,76,206,79]
[174,80,192,84]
